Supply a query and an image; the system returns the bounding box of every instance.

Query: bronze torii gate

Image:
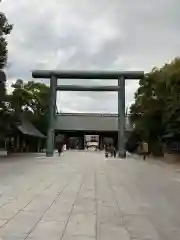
[32,70,144,158]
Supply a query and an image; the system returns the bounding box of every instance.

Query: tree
[0,70,6,110]
[130,57,180,155]
[23,81,50,134]
[0,5,13,144]
[161,59,180,137]
[9,80,50,134]
[0,8,13,69]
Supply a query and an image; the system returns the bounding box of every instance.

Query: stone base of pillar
[118,152,126,158]
[46,151,54,157]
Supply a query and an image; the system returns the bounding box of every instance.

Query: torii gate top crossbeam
[32,70,144,79]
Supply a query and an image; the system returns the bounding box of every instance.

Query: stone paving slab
[27,221,66,240]
[1,151,180,239]
[62,235,95,240]
[112,185,140,215]
[99,224,130,240]
[65,212,96,237]
[97,203,122,226]
[0,233,27,240]
[122,214,160,240]
[0,220,7,228]
[73,197,95,213]
[0,211,41,235]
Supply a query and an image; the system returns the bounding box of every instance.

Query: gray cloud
[1,0,180,112]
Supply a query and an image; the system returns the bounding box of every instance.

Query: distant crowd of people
[57,141,149,161]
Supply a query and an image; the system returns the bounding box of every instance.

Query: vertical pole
[16,135,20,152]
[99,135,103,150]
[118,76,126,158]
[46,75,57,157]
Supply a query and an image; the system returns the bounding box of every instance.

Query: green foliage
[0,5,13,142]
[23,81,50,134]
[0,10,13,69]
[130,57,180,155]
[9,80,50,135]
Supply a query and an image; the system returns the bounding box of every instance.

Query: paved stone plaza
[0,151,180,239]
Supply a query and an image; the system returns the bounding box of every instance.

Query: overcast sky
[1,0,180,113]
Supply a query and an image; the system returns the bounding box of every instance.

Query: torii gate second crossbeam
[32,70,144,158]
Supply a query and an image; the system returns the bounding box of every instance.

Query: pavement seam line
[23,179,71,240]
[60,177,84,240]
[94,170,99,240]
[0,181,54,229]
[0,176,52,208]
[104,163,134,240]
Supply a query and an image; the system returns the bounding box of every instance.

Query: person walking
[142,141,148,160]
[113,146,117,158]
[105,144,109,158]
[109,144,114,157]
[58,142,63,156]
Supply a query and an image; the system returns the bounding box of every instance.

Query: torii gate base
[32,70,144,158]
